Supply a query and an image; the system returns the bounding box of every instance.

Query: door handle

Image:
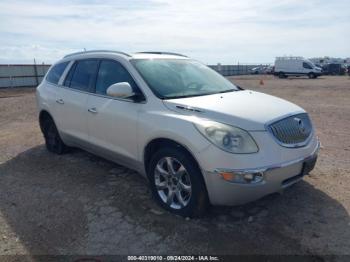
[88,107,98,114]
[56,99,64,104]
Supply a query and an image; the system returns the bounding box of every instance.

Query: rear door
[86,59,145,164]
[56,59,99,143]
[43,61,70,124]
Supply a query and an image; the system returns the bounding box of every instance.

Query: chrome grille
[268,113,312,147]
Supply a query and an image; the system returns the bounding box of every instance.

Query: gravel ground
[0,75,349,258]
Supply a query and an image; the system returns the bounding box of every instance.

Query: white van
[274,56,322,78]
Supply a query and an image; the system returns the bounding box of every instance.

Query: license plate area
[302,155,317,176]
[282,155,317,187]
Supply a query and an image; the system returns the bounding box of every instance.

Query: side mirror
[106,82,134,98]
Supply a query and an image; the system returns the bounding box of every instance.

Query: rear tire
[278,72,285,78]
[148,147,209,217]
[42,118,68,154]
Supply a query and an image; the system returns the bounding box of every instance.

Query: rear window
[46,61,69,85]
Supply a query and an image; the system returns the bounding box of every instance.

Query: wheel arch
[39,110,55,133]
[144,137,210,217]
[143,138,202,177]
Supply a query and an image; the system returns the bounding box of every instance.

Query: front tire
[308,72,316,79]
[148,147,209,217]
[42,118,67,154]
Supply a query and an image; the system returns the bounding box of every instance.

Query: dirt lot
[0,75,349,259]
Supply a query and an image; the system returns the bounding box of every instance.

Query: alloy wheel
[154,157,192,209]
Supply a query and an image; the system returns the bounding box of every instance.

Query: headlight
[194,121,258,154]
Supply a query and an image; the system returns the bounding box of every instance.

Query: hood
[162,90,304,131]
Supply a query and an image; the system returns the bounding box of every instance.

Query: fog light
[218,171,264,184]
[244,173,254,181]
[245,172,264,183]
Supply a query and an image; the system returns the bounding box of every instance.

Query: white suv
[36,50,319,217]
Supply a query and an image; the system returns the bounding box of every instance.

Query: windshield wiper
[217,89,237,94]
[164,89,238,100]
[164,94,208,99]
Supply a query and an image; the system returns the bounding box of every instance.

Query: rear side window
[95,60,138,95]
[303,62,312,69]
[46,61,69,85]
[65,60,99,92]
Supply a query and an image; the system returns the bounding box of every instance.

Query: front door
[302,62,313,74]
[87,59,144,165]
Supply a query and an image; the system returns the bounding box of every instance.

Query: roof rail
[63,50,131,58]
[276,56,304,60]
[136,51,188,57]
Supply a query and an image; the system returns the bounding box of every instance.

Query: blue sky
[0,0,349,64]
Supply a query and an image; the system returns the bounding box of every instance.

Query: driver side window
[95,60,139,96]
[303,62,312,69]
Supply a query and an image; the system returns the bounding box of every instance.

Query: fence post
[217,63,222,75]
[8,64,13,88]
[34,58,39,86]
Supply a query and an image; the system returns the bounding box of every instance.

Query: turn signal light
[220,172,235,181]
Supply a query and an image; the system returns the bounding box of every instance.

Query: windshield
[131,59,238,99]
[305,59,316,68]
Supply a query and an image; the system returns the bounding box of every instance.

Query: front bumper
[203,140,319,206]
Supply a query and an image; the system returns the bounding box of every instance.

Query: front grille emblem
[268,113,312,147]
[294,117,306,134]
